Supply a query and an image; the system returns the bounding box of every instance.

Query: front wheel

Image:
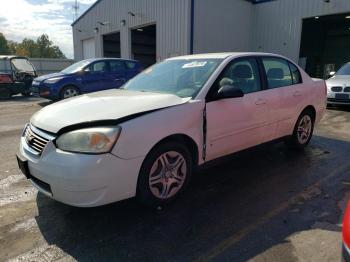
[286,110,315,149]
[137,141,192,207]
[60,86,80,100]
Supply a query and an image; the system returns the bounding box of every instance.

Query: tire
[21,92,31,97]
[60,86,80,100]
[286,109,315,149]
[137,141,193,207]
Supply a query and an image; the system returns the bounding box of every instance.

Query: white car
[326,62,350,105]
[16,53,326,207]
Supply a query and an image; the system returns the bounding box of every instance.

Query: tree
[35,34,66,59]
[0,33,66,58]
[0,33,10,55]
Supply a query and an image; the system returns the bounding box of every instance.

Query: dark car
[0,56,37,98]
[343,201,350,261]
[31,58,142,100]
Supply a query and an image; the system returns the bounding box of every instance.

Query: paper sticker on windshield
[182,61,207,68]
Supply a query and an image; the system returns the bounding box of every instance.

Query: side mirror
[216,85,244,100]
[329,71,336,76]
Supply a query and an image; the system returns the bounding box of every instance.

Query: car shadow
[327,104,350,112]
[35,135,350,261]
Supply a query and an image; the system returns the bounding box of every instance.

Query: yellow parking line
[195,163,349,262]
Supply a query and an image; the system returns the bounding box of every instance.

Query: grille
[24,125,50,155]
[331,86,343,92]
[344,87,350,93]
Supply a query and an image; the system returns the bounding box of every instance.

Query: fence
[29,58,75,76]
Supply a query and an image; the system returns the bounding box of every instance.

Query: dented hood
[31,89,191,133]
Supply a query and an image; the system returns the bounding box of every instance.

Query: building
[72,0,350,78]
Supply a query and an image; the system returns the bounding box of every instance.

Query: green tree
[0,33,10,55]
[35,34,66,59]
[0,33,66,58]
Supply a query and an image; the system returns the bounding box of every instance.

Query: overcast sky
[0,0,97,58]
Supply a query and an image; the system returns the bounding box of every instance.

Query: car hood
[326,75,350,86]
[31,89,191,133]
[34,72,66,82]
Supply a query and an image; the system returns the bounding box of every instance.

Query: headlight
[44,77,63,84]
[56,126,121,154]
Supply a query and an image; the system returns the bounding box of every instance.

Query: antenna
[72,0,80,21]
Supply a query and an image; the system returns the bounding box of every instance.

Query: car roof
[83,58,139,63]
[167,52,286,60]
[0,55,29,60]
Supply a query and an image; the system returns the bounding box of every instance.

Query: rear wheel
[286,110,315,149]
[60,86,80,100]
[21,92,31,97]
[137,141,192,207]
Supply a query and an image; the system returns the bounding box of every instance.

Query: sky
[0,0,97,58]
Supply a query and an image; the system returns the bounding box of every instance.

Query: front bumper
[343,242,350,262]
[18,134,144,207]
[31,82,57,99]
[327,91,350,105]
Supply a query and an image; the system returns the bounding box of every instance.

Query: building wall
[251,0,350,63]
[72,0,191,61]
[193,0,253,54]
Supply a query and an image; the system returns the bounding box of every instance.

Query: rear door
[107,60,127,88]
[124,61,141,80]
[260,57,305,141]
[81,61,110,93]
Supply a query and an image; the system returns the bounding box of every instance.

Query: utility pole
[72,0,79,21]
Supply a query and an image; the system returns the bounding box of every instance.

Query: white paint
[82,38,96,59]
[20,53,326,207]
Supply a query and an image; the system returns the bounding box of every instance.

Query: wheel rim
[148,151,187,200]
[63,88,79,98]
[297,115,312,144]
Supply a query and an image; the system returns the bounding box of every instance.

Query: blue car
[31,58,142,100]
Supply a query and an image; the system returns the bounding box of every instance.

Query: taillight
[343,202,350,247]
[0,74,13,84]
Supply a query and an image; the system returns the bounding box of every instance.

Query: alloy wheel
[297,115,312,144]
[148,151,187,199]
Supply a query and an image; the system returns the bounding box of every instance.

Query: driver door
[81,61,110,93]
[205,57,268,161]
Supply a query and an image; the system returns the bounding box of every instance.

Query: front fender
[111,100,205,164]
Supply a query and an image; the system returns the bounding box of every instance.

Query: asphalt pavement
[0,96,349,261]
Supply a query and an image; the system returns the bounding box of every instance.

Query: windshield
[61,60,91,74]
[11,58,35,72]
[124,59,223,98]
[336,63,350,76]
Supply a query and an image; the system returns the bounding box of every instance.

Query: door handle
[293,91,302,97]
[255,98,266,105]
[115,78,126,82]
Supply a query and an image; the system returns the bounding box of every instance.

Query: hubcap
[297,115,312,144]
[63,88,79,98]
[148,151,187,199]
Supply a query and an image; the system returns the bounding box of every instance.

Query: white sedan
[16,53,326,207]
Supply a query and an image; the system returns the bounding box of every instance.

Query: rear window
[262,57,293,89]
[125,61,137,69]
[109,60,125,72]
[289,62,302,84]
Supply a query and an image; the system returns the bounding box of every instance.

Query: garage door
[82,38,95,59]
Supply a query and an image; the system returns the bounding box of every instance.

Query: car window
[109,60,125,72]
[125,61,137,69]
[262,57,293,89]
[335,63,350,76]
[289,62,302,84]
[86,61,107,73]
[215,58,261,95]
[124,59,222,98]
